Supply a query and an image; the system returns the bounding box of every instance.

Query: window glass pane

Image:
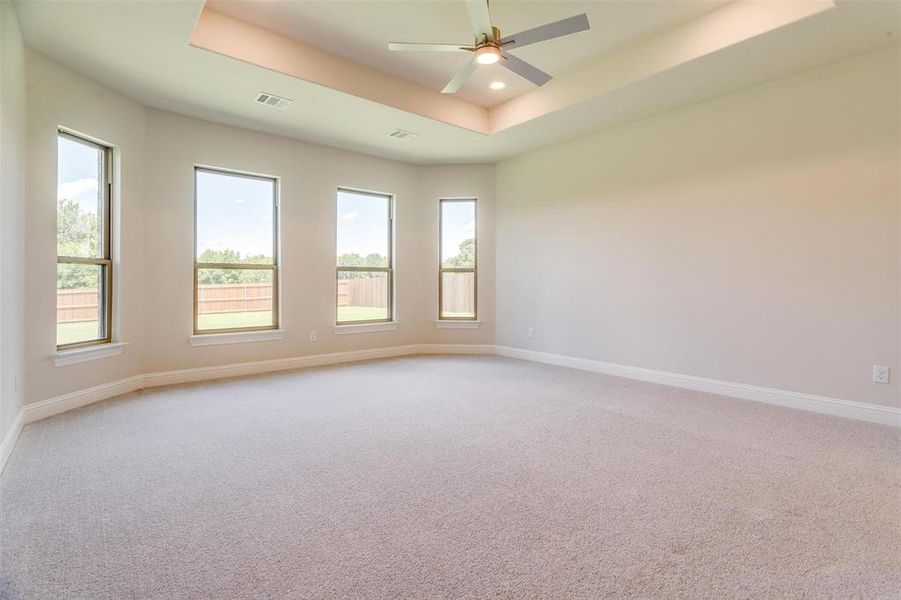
[441,271,475,319]
[57,135,103,258]
[337,190,390,268]
[337,270,389,322]
[196,170,275,264]
[57,263,105,345]
[196,268,274,331]
[441,200,475,268]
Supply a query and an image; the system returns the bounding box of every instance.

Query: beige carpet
[1,355,899,599]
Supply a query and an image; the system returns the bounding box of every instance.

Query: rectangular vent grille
[256,92,293,109]
[387,128,419,140]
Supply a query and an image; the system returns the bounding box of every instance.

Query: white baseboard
[143,344,422,388]
[0,407,25,475]
[18,343,899,434]
[24,344,492,424]
[495,346,901,428]
[24,376,143,424]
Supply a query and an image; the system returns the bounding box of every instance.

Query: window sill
[189,329,286,347]
[434,320,480,329]
[333,322,398,335]
[54,342,127,367]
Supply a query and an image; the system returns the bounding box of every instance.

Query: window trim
[193,166,280,335]
[335,187,395,326]
[54,342,127,367]
[438,197,477,321]
[56,130,114,351]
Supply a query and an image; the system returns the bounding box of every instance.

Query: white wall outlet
[527,327,535,339]
[873,365,890,384]
[309,331,318,343]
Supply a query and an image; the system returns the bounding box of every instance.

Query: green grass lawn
[57,311,276,345]
[337,305,389,323]
[197,310,273,331]
[59,305,437,344]
[57,321,101,346]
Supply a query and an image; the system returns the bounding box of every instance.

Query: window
[336,189,393,324]
[194,168,278,334]
[57,131,113,349]
[439,199,476,320]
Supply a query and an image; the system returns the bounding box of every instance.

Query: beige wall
[140,111,494,375]
[22,43,900,412]
[25,51,148,404]
[496,47,900,408]
[1,1,27,438]
[24,52,494,404]
[417,164,496,344]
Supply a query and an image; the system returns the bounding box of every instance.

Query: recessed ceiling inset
[387,0,590,94]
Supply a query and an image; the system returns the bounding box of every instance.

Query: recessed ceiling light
[489,81,506,91]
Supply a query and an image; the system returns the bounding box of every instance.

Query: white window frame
[56,130,113,350]
[193,166,280,335]
[335,187,395,326]
[438,197,477,321]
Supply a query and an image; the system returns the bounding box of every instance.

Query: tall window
[336,189,393,324]
[439,199,477,320]
[194,168,278,334]
[57,131,112,349]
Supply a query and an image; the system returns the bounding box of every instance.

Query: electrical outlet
[527,327,535,339]
[873,365,890,385]
[309,331,318,343]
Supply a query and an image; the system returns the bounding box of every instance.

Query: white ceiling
[13,0,900,164]
[207,0,728,108]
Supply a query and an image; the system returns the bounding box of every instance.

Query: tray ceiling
[206,0,729,108]
[14,0,899,163]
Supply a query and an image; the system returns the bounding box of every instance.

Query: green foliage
[337,253,389,279]
[442,237,475,268]
[57,198,101,290]
[197,248,272,266]
[196,248,274,284]
[57,262,100,291]
[198,248,242,264]
[57,198,98,257]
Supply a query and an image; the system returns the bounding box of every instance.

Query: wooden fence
[57,275,475,321]
[337,277,387,308]
[441,271,475,315]
[197,283,273,315]
[57,288,100,324]
[55,284,276,323]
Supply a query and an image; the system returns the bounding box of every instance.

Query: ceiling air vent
[256,92,293,109]
[387,128,419,141]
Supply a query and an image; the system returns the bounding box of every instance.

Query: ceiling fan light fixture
[387,1,590,94]
[475,45,501,65]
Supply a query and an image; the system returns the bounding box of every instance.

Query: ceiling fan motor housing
[474,27,502,64]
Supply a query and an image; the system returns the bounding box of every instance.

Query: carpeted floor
[1,355,899,599]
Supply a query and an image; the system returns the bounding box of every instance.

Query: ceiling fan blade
[465,0,493,39]
[388,42,473,52]
[441,60,478,94]
[500,52,552,87]
[499,13,590,49]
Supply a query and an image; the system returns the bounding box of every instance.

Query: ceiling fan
[387,0,590,94]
